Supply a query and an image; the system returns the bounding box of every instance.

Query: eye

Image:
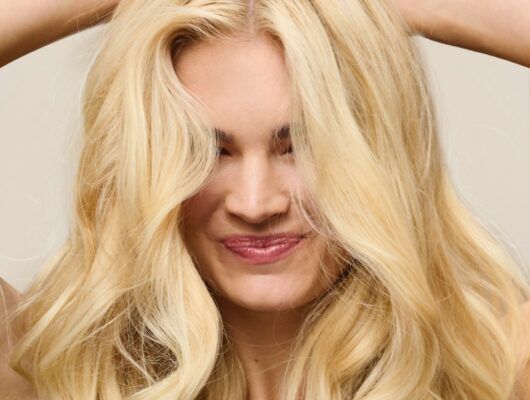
[216,147,230,157]
[277,142,293,156]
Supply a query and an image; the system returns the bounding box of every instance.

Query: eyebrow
[213,123,291,145]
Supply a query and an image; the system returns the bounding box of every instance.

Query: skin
[174,34,345,400]
[0,0,118,67]
[0,0,529,399]
[388,0,530,67]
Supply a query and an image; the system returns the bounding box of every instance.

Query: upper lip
[222,232,307,247]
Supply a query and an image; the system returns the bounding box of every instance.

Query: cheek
[179,192,216,257]
[181,189,218,226]
[178,176,232,262]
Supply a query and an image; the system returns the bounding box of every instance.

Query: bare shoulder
[0,277,37,399]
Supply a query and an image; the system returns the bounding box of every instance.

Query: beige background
[1,26,529,292]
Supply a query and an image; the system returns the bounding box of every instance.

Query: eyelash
[217,144,293,157]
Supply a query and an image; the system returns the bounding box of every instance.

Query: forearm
[0,0,117,68]
[423,0,530,67]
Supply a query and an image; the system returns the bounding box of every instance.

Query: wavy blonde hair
[6,0,530,398]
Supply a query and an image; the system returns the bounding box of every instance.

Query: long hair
[6,0,529,398]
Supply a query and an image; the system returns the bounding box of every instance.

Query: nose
[224,158,291,225]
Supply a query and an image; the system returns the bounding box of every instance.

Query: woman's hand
[0,0,119,67]
[388,0,530,67]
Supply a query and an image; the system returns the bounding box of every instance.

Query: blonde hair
[7,0,529,398]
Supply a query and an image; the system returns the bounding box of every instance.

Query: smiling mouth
[223,236,305,265]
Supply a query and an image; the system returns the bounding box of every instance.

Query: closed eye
[217,147,230,156]
[274,140,293,156]
[216,144,293,157]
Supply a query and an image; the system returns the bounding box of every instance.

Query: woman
[1,0,529,399]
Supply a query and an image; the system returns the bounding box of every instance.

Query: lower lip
[223,238,305,265]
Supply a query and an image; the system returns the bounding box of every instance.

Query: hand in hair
[388,0,530,67]
[0,0,120,68]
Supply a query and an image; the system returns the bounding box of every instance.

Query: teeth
[245,244,286,253]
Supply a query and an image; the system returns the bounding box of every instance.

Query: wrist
[414,0,530,66]
[57,0,118,33]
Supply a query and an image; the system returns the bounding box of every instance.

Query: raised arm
[389,0,530,67]
[0,0,119,68]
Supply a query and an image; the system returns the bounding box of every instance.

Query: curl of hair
[6,0,529,399]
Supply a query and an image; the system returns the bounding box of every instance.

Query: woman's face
[174,34,344,312]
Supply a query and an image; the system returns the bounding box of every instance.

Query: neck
[216,296,311,400]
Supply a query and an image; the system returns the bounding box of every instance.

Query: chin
[215,279,321,313]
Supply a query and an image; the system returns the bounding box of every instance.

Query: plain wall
[1,26,529,292]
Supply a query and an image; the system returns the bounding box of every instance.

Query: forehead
[173,34,291,133]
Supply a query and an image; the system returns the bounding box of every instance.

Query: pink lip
[222,234,305,265]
